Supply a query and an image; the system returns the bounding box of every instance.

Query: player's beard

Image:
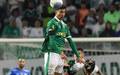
[19,65,24,69]
[56,15,63,20]
[59,15,65,20]
[59,17,64,20]
[56,13,65,20]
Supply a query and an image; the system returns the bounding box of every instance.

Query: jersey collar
[54,16,61,22]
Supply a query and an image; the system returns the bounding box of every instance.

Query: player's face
[18,59,26,69]
[56,9,66,20]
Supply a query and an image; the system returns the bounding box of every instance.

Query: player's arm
[8,70,14,75]
[66,27,80,58]
[67,37,80,58]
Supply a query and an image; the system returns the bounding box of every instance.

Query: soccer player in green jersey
[42,5,80,75]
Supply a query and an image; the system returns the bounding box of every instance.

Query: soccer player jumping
[42,5,80,75]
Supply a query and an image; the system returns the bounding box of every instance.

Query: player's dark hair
[55,5,66,10]
[78,48,84,52]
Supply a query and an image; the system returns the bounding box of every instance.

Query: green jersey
[2,24,21,38]
[42,17,80,58]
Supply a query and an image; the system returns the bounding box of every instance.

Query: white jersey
[72,62,99,74]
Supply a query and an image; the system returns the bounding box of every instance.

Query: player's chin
[60,16,64,20]
[20,66,24,69]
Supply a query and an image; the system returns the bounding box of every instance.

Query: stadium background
[0,0,120,75]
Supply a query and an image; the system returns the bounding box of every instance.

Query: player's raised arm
[8,59,30,75]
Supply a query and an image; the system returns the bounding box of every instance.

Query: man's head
[55,5,66,20]
[84,59,95,73]
[109,4,115,13]
[28,1,34,9]
[17,58,26,69]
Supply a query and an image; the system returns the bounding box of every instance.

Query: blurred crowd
[0,0,120,38]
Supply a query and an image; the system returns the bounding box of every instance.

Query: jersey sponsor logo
[56,32,66,37]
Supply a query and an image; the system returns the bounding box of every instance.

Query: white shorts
[44,52,64,75]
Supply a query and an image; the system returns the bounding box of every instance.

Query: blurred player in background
[8,58,30,75]
[63,48,102,75]
[42,4,80,75]
[72,49,102,75]
[74,59,102,75]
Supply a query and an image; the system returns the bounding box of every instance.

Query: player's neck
[18,67,23,70]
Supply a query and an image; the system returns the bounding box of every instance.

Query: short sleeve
[92,65,99,74]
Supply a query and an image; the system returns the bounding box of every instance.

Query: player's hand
[64,60,70,67]
[61,52,67,60]
[76,57,84,63]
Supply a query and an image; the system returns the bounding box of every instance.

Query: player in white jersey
[72,48,102,75]
[73,59,102,75]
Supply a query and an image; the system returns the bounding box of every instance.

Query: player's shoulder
[48,18,57,25]
[23,69,30,73]
[11,68,18,71]
[9,68,19,74]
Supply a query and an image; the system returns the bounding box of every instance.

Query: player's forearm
[67,38,80,58]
